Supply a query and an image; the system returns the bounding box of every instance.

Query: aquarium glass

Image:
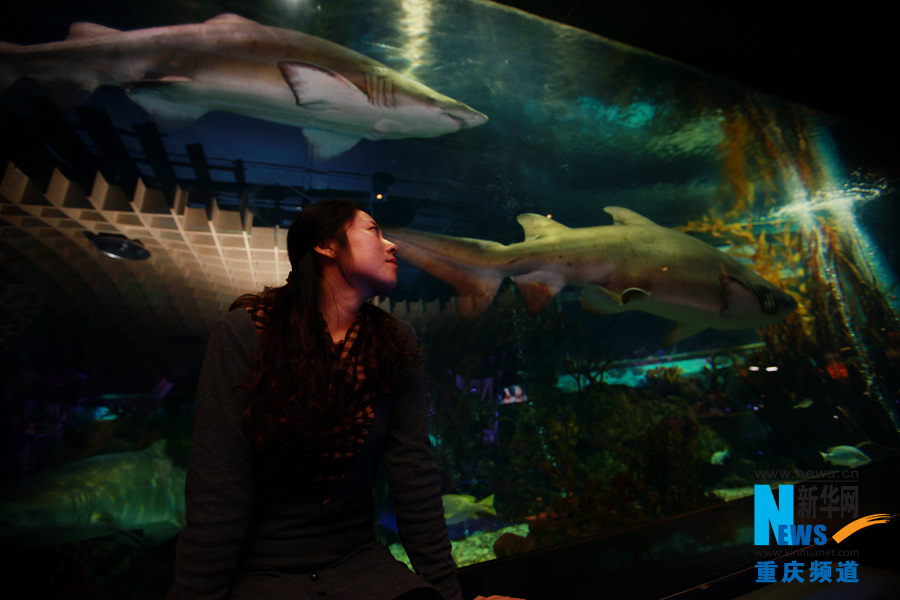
[2,1,899,598]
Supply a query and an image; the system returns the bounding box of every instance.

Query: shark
[385,206,798,345]
[0,13,487,159]
[0,440,185,547]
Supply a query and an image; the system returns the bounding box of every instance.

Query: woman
[168,199,461,600]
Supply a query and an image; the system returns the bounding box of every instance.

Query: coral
[493,532,536,558]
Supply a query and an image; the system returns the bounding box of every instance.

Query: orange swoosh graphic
[832,514,891,543]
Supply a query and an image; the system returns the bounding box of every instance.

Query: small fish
[820,445,871,468]
[710,449,730,465]
[442,494,496,525]
[793,398,813,409]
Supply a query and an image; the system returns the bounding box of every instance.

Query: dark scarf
[244,303,377,506]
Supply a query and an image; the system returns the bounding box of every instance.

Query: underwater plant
[562,351,615,392]
[683,209,900,452]
[518,373,732,551]
[643,365,684,396]
[719,99,828,218]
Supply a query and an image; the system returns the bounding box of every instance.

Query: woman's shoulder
[212,307,260,346]
[221,306,255,325]
[364,303,417,339]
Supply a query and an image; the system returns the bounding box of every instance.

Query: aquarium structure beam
[0,163,455,341]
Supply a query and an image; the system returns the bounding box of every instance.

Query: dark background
[496,1,900,139]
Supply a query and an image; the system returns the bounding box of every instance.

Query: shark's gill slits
[754,284,778,315]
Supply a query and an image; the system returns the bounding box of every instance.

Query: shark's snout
[777,289,799,314]
[443,105,488,129]
[760,285,798,317]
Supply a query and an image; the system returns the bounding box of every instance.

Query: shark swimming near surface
[0,13,487,159]
[385,207,797,345]
[0,440,185,547]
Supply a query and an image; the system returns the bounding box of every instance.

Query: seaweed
[683,210,900,448]
[519,377,731,551]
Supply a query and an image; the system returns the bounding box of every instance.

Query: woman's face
[339,210,399,298]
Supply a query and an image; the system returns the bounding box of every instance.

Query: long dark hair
[232,199,418,447]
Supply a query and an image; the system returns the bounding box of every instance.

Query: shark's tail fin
[479,494,497,516]
[384,227,508,319]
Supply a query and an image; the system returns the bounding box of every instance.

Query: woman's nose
[385,239,397,254]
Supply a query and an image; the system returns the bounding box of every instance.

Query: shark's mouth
[443,111,469,129]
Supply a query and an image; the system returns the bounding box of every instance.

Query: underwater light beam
[398,0,434,76]
[773,184,900,432]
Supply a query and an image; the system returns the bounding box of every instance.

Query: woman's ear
[314,243,336,259]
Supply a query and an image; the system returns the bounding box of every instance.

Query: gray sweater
[168,309,461,600]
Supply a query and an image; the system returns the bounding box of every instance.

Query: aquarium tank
[1,1,898,599]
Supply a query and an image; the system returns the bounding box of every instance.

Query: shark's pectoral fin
[278,60,364,108]
[580,286,620,313]
[302,128,362,159]
[278,61,367,158]
[662,323,706,346]
[579,285,650,313]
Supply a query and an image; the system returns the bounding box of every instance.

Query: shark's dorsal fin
[517,214,569,241]
[66,22,122,40]
[205,14,259,26]
[604,206,657,227]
